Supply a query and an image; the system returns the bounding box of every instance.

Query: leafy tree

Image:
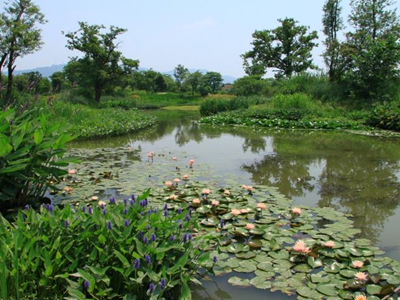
[50,71,69,92]
[322,0,345,81]
[173,64,189,91]
[185,71,203,96]
[63,22,138,102]
[232,76,267,96]
[202,71,223,93]
[342,0,400,101]
[242,18,318,78]
[0,0,46,106]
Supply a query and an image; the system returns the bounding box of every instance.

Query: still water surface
[72,110,400,299]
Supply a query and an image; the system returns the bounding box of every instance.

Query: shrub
[200,97,250,116]
[232,76,269,96]
[0,109,76,212]
[0,190,212,299]
[366,101,400,131]
[269,93,320,110]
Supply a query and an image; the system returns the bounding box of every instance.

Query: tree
[322,0,345,81]
[184,71,203,96]
[173,64,188,91]
[342,0,400,101]
[63,22,138,102]
[242,18,318,78]
[50,71,69,92]
[0,0,46,106]
[202,71,223,94]
[232,76,267,96]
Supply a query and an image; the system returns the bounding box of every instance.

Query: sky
[3,0,398,78]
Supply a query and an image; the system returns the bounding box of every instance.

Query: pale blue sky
[5,0,398,77]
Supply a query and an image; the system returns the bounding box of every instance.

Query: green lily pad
[228,276,250,287]
[316,284,338,296]
[366,284,382,295]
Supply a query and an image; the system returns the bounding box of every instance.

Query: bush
[232,76,269,96]
[199,97,250,116]
[366,101,400,131]
[269,93,320,110]
[0,109,76,212]
[0,190,212,299]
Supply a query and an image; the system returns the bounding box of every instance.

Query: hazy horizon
[5,0,399,78]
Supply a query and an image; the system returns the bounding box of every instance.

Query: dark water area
[71,109,400,299]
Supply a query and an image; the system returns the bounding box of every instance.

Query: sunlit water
[71,109,400,299]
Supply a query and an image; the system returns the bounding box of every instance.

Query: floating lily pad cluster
[55,147,400,300]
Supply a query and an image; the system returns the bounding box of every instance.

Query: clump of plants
[0,109,76,212]
[0,189,213,300]
[366,102,400,132]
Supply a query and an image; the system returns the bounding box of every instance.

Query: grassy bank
[38,100,156,139]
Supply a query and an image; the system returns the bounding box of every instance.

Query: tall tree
[185,71,203,96]
[242,18,318,78]
[343,0,400,101]
[0,0,46,106]
[173,64,188,91]
[64,22,138,102]
[322,0,344,81]
[202,71,223,94]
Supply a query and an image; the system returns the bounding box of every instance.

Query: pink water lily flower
[231,209,241,216]
[292,207,302,215]
[245,223,255,230]
[240,208,249,214]
[352,260,364,268]
[97,200,106,206]
[211,200,220,206]
[223,190,230,196]
[257,203,267,209]
[355,295,367,300]
[241,185,247,189]
[192,198,201,204]
[355,272,368,281]
[189,159,195,166]
[172,157,177,161]
[165,181,173,187]
[169,195,178,200]
[245,186,253,191]
[324,241,335,248]
[293,240,311,254]
[174,178,180,183]
[202,189,211,195]
[68,169,76,175]
[91,196,99,201]
[182,175,189,180]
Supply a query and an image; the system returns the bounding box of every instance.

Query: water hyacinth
[81,206,86,213]
[183,233,189,243]
[220,219,225,228]
[109,197,116,204]
[123,198,128,205]
[148,283,155,294]
[47,204,54,213]
[130,199,135,206]
[107,221,112,230]
[133,259,140,269]
[64,220,70,228]
[151,233,157,242]
[145,254,151,264]
[102,209,107,215]
[143,237,149,244]
[123,208,128,215]
[160,278,167,289]
[24,204,30,210]
[88,206,93,214]
[169,235,175,241]
[124,219,130,227]
[213,256,218,263]
[83,280,90,290]
[138,231,144,239]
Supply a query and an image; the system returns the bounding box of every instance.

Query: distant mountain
[14,64,66,77]
[14,64,237,83]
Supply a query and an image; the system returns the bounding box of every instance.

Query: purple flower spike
[133,259,140,269]
[82,206,87,213]
[138,231,143,239]
[179,222,183,230]
[123,199,128,205]
[185,214,191,222]
[177,208,183,214]
[143,237,149,244]
[169,235,175,241]
[107,221,112,230]
[148,282,155,293]
[48,205,54,212]
[188,234,193,241]
[160,278,167,289]
[24,204,30,210]
[130,199,135,206]
[183,233,188,243]
[124,219,130,227]
[88,207,93,214]
[102,209,107,215]
[220,219,225,228]
[123,208,128,215]
[109,197,116,205]
[213,256,218,263]
[145,254,151,264]
[163,209,169,217]
[146,225,152,230]
[84,280,90,290]
[64,220,70,228]
[131,194,136,201]
[151,233,156,242]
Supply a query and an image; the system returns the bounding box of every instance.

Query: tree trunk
[5,53,15,104]
[94,85,103,103]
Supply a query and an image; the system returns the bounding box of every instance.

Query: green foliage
[0,0,47,106]
[184,71,203,96]
[199,97,250,116]
[0,190,212,299]
[242,18,319,78]
[40,101,156,139]
[269,93,321,110]
[173,64,189,91]
[201,72,223,94]
[232,76,269,96]
[366,101,400,131]
[0,109,75,211]
[63,22,139,103]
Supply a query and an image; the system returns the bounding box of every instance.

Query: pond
[70,109,400,299]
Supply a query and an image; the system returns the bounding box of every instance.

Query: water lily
[202,189,211,195]
[257,203,267,209]
[92,196,99,201]
[182,174,189,180]
[211,200,220,206]
[354,272,368,281]
[189,159,195,166]
[231,209,241,216]
[293,240,311,254]
[64,186,73,194]
[324,240,335,248]
[98,200,106,208]
[245,185,253,191]
[355,295,367,300]
[172,157,177,161]
[240,208,249,214]
[352,260,364,268]
[169,194,178,200]
[223,190,230,196]
[174,178,180,184]
[68,169,76,175]
[164,181,173,187]
[192,198,201,206]
[291,207,302,215]
[245,223,255,230]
